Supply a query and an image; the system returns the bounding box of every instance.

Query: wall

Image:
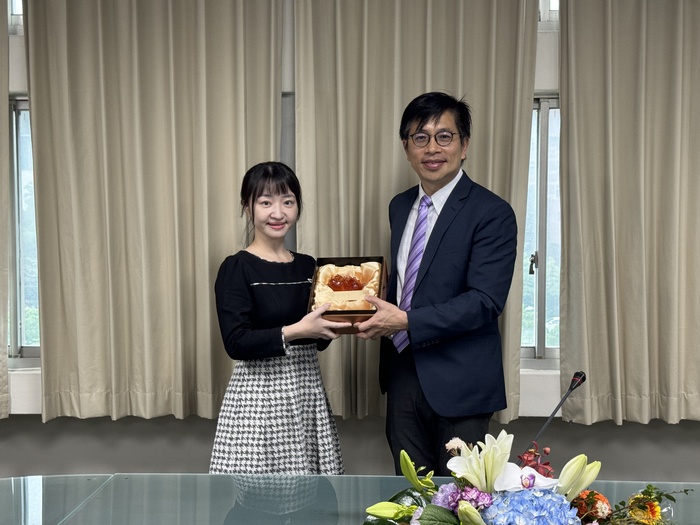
[2,414,700,482]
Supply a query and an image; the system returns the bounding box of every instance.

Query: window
[8,99,40,358]
[9,0,23,35]
[521,98,560,368]
[540,0,559,23]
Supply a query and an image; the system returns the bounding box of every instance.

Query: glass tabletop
[0,475,112,525]
[1,474,698,524]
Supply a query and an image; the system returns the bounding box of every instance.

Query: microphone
[569,370,586,391]
[517,371,586,465]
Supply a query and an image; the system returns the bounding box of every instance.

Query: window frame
[521,96,560,370]
[8,97,40,360]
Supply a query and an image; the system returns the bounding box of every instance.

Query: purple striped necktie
[393,195,432,352]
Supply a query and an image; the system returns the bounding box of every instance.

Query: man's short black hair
[399,91,472,141]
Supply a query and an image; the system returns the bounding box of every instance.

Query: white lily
[556,453,587,497]
[493,463,559,492]
[563,461,601,501]
[447,444,486,489]
[479,431,513,492]
[446,430,514,492]
[556,454,601,501]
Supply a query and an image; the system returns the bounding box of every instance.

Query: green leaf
[389,487,430,508]
[417,504,460,525]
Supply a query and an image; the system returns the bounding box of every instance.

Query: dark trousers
[385,346,493,477]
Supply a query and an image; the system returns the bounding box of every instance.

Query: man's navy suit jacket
[379,173,518,418]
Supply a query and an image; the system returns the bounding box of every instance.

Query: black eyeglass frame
[407,131,460,148]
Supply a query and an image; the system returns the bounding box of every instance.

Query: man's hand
[354,296,408,340]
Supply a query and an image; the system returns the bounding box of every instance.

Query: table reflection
[1,474,699,525]
[224,474,338,524]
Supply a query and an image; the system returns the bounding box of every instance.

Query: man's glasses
[408,131,459,148]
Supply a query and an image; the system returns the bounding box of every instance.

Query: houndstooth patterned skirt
[209,343,344,475]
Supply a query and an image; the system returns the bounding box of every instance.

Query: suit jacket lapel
[414,174,474,290]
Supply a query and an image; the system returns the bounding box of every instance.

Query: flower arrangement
[573,485,690,524]
[363,430,691,525]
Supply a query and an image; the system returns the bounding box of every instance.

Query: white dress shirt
[396,170,463,306]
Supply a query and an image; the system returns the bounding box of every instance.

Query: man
[355,92,517,476]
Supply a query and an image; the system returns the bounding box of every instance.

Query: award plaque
[308,256,387,333]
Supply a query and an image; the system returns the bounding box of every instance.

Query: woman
[210,161,349,475]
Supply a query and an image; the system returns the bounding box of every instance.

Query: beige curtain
[295,0,538,421]
[560,0,700,424]
[25,0,283,420]
[0,5,9,419]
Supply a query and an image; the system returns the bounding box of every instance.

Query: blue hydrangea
[480,489,581,525]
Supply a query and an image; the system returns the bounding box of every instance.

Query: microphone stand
[517,371,586,466]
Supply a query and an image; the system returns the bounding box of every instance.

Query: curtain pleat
[25,0,283,420]
[0,4,9,419]
[295,0,538,421]
[561,0,700,424]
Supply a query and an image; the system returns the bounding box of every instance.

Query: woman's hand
[284,303,351,341]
